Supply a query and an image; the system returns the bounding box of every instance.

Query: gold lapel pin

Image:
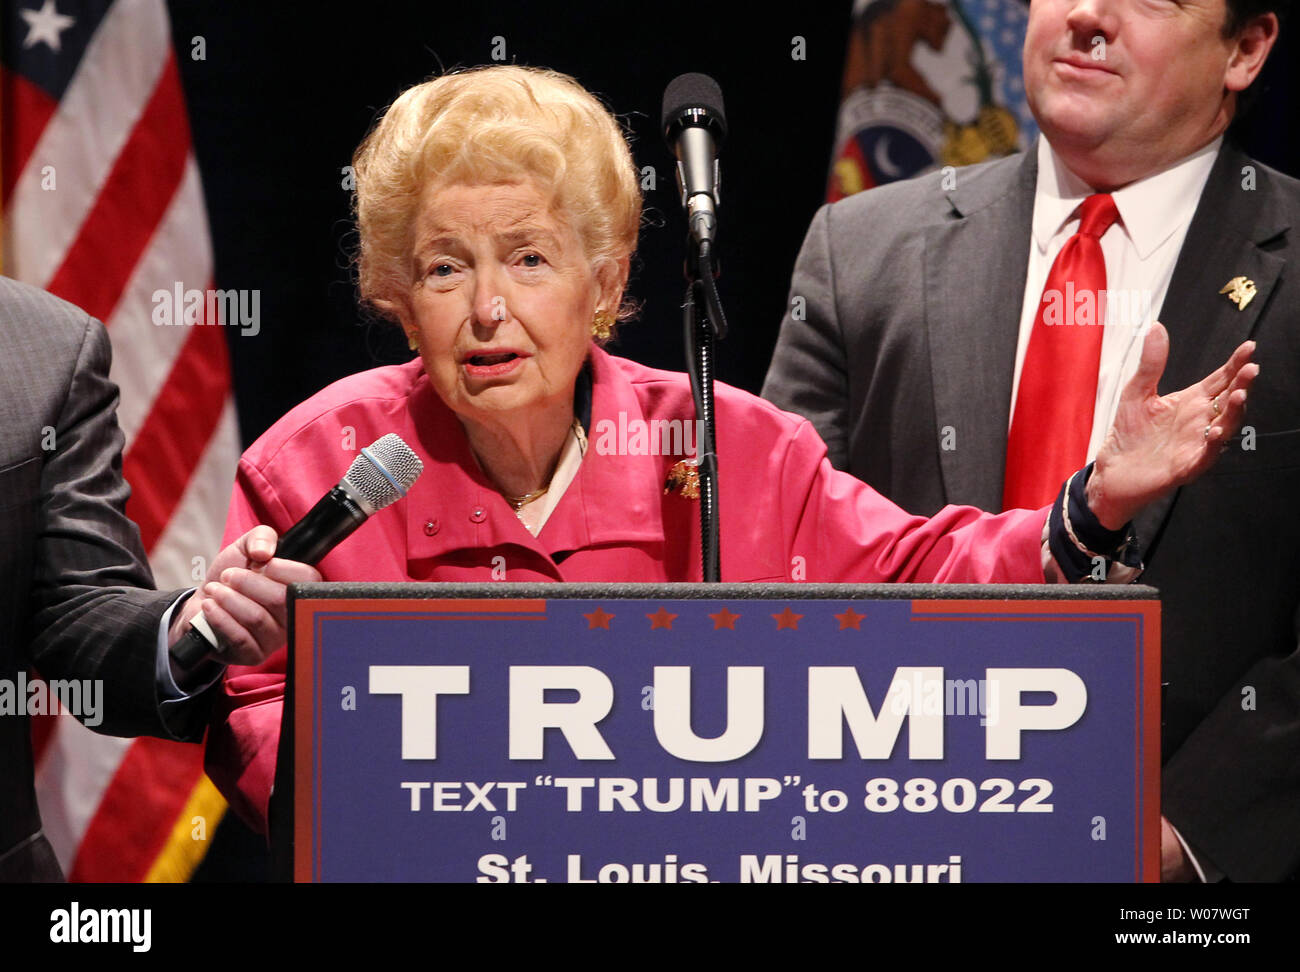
[1219,276,1257,311]
[664,459,701,500]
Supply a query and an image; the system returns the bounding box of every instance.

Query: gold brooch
[1219,276,1257,311]
[664,459,701,500]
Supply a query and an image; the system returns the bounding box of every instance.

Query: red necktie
[1002,193,1119,511]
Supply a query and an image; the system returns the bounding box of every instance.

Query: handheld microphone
[171,433,424,669]
[662,73,728,246]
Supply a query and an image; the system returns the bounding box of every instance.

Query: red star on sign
[709,607,740,630]
[583,607,614,629]
[834,607,865,630]
[772,606,804,630]
[646,607,679,630]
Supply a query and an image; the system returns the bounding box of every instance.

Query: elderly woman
[202,66,1254,834]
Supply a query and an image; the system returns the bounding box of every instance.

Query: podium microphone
[662,73,728,247]
[663,72,729,581]
[171,432,424,669]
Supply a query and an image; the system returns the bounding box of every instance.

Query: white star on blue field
[961,0,1039,146]
[20,0,76,53]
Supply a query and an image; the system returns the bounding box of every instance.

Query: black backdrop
[169,1,852,448]
[169,0,1299,451]
[164,0,1298,876]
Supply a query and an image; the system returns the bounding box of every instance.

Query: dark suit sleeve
[23,314,207,741]
[761,204,853,470]
[1161,607,1300,883]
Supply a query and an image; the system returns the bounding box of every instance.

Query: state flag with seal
[828,0,1037,201]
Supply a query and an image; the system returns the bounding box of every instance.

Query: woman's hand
[1087,323,1258,530]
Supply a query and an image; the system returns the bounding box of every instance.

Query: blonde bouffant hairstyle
[353,65,642,325]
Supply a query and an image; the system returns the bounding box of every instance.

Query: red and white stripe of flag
[3,0,237,881]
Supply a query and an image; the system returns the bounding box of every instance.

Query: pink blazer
[206,347,1045,832]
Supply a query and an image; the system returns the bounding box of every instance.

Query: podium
[273,583,1160,882]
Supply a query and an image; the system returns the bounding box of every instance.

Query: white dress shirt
[1011,136,1222,460]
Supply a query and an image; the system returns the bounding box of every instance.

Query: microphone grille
[343,433,424,512]
[662,72,727,144]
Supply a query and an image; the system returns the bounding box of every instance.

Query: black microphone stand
[662,73,729,583]
[682,236,728,582]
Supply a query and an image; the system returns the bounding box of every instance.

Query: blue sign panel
[292,594,1159,882]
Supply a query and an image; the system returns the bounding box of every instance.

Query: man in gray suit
[764,0,1296,880]
[0,276,317,881]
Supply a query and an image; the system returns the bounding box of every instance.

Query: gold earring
[407,332,419,352]
[591,310,614,342]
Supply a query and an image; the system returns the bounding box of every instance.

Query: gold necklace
[501,419,585,513]
[504,486,548,512]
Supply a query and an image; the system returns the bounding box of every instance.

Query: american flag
[2,0,238,880]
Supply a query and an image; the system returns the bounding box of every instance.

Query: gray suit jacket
[764,142,1300,881]
[0,276,203,881]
